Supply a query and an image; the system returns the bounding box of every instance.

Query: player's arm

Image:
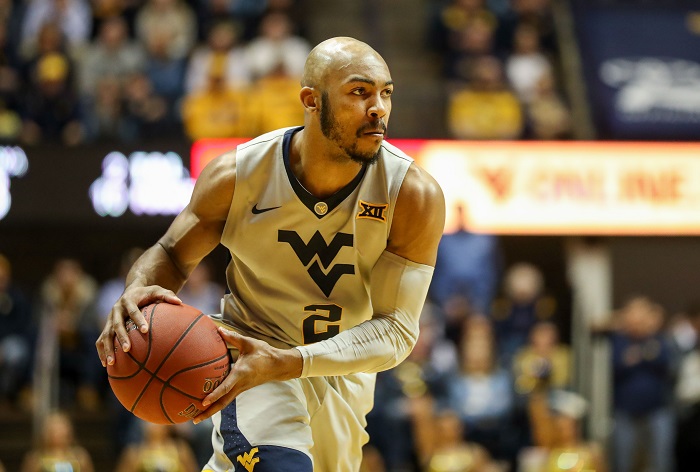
[294,163,446,376]
[95,151,237,367]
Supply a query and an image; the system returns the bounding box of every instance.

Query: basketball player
[96,36,445,471]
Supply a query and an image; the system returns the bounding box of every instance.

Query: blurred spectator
[95,247,144,325]
[495,0,557,57]
[428,0,497,56]
[366,303,457,471]
[431,203,502,317]
[20,0,92,59]
[444,15,497,85]
[185,19,251,95]
[521,388,606,472]
[78,16,145,98]
[0,253,33,409]
[413,406,497,472]
[21,410,95,472]
[504,22,552,104]
[447,55,523,140]
[20,52,83,146]
[245,11,310,80]
[134,0,197,62]
[82,75,132,142]
[512,321,571,397]
[116,421,198,472]
[0,21,21,116]
[251,62,305,134]
[491,262,557,367]
[143,28,186,102]
[524,70,572,140]
[675,300,700,472]
[181,65,253,140]
[445,331,515,462]
[38,258,101,410]
[359,443,386,472]
[123,72,170,138]
[609,296,674,472]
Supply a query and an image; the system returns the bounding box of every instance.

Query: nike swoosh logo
[252,204,281,214]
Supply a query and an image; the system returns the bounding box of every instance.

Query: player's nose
[367,95,388,119]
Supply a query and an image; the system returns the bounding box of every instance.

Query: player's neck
[291,129,364,199]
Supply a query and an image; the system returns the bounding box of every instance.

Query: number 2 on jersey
[302,304,342,344]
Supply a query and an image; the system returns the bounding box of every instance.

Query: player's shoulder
[398,162,444,211]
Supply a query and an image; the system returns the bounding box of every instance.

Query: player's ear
[300,87,319,112]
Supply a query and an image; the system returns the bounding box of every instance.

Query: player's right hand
[95,285,181,367]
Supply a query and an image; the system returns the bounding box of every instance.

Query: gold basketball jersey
[219,127,412,349]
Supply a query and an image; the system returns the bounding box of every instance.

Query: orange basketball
[107,302,230,424]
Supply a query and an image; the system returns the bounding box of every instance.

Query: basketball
[107,302,231,424]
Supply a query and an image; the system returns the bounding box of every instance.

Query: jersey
[219,126,412,349]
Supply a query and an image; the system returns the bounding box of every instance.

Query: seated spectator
[525,69,572,140]
[123,72,170,139]
[20,52,83,146]
[414,407,498,472]
[251,62,305,134]
[142,27,186,117]
[116,421,197,472]
[675,301,700,472]
[78,16,145,98]
[245,11,310,80]
[431,202,502,317]
[21,411,95,472]
[178,261,224,315]
[19,0,92,58]
[491,262,557,367]
[445,332,515,461]
[505,22,552,104]
[447,55,523,140]
[135,0,197,62]
[181,64,253,140]
[0,21,21,116]
[0,253,33,409]
[512,321,571,396]
[38,259,101,410]
[185,19,251,95]
[428,0,497,55]
[444,15,497,85]
[495,0,557,57]
[82,75,132,142]
[522,387,606,471]
[609,296,675,472]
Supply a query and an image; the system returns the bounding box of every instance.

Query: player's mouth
[357,122,387,138]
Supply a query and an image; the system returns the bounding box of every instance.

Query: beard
[320,91,383,165]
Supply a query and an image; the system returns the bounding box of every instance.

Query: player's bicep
[158,151,237,274]
[387,164,445,266]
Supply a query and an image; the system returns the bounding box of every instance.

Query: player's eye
[382,88,393,98]
[351,88,365,95]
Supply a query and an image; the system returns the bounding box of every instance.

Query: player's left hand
[192,327,303,424]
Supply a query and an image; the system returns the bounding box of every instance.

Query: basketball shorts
[202,372,376,472]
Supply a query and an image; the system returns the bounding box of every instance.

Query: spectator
[185,19,251,95]
[504,22,552,104]
[610,296,675,472]
[525,69,572,140]
[141,27,187,123]
[491,262,557,367]
[522,388,606,471]
[251,62,305,134]
[20,52,83,146]
[181,64,253,140]
[431,202,502,317]
[122,71,170,138]
[447,55,523,140]
[0,20,21,116]
[78,15,145,98]
[82,75,132,142]
[445,330,515,462]
[21,410,95,472]
[444,15,497,85]
[134,0,197,62]
[428,0,496,58]
[178,261,224,315]
[675,301,700,472]
[512,321,571,396]
[19,0,92,58]
[245,11,310,80]
[38,259,101,410]
[0,253,33,409]
[115,421,198,472]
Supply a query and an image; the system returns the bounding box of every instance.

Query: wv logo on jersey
[278,230,354,297]
[237,447,259,472]
[357,200,388,222]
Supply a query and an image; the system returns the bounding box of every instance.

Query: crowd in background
[0,0,696,471]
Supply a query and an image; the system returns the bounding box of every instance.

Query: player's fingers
[113,315,132,353]
[146,287,182,306]
[202,369,238,407]
[193,392,233,424]
[124,301,148,334]
[95,332,109,367]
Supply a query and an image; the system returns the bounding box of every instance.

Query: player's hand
[95,285,181,367]
[192,328,303,424]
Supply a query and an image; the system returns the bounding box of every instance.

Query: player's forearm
[295,252,433,377]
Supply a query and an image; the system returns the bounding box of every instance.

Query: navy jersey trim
[282,127,368,219]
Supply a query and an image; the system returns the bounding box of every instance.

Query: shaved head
[301,37,387,89]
